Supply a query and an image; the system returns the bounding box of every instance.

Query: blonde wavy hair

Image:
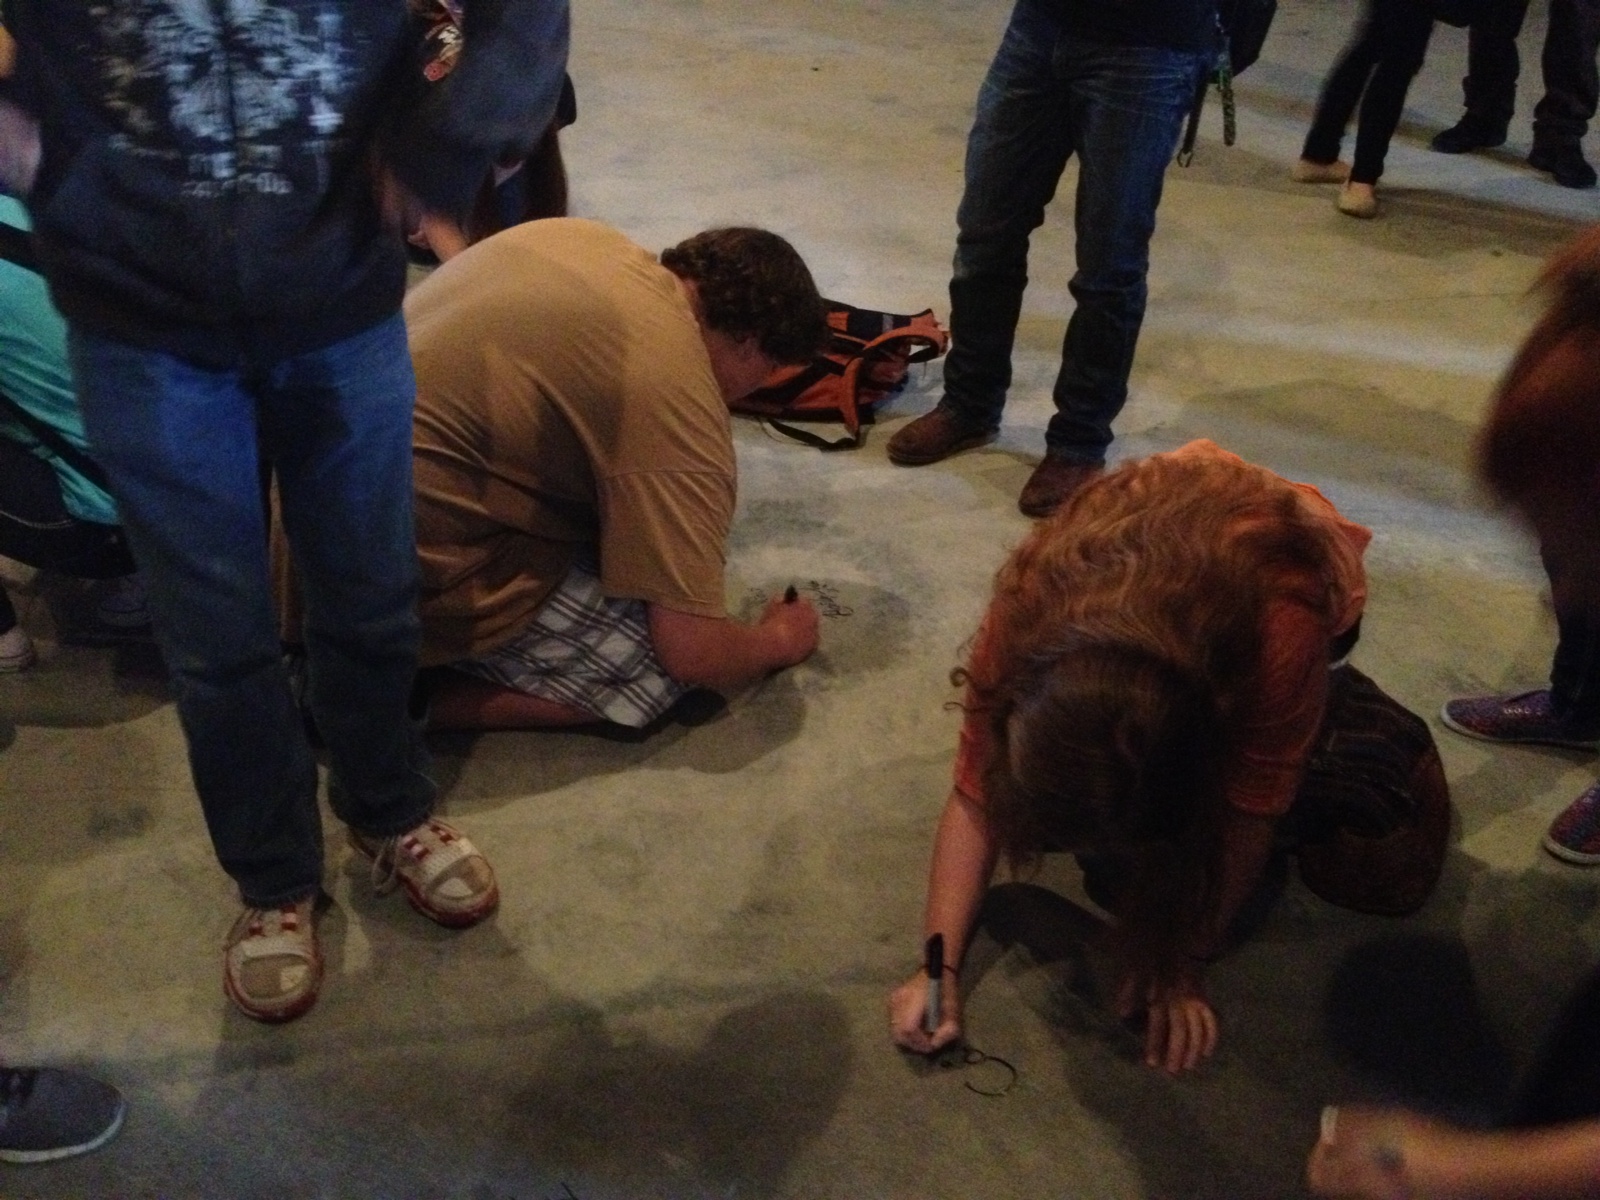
[967,450,1346,975]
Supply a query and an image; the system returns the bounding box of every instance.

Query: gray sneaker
[94,574,150,629]
[0,1067,126,1164]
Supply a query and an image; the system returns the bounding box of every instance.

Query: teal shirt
[0,196,118,526]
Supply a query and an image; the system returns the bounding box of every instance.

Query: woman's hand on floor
[1117,966,1218,1074]
[888,969,961,1054]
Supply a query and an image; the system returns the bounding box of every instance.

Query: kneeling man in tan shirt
[407,219,825,729]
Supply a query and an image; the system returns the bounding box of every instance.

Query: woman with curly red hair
[888,440,1450,1073]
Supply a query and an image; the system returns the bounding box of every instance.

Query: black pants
[0,435,135,628]
[1543,544,1600,734]
[1303,0,1439,183]
[1461,0,1600,143]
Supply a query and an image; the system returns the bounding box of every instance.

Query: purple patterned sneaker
[1439,690,1600,751]
[1544,783,1600,865]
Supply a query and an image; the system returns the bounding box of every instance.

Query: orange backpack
[733,301,949,450]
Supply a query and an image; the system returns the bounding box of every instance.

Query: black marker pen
[783,584,798,603]
[923,933,944,1035]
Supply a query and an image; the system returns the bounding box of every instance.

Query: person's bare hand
[412,210,469,261]
[1117,966,1218,1074]
[888,968,961,1054]
[759,593,819,667]
[373,164,412,231]
[1306,1106,1443,1200]
[0,97,39,197]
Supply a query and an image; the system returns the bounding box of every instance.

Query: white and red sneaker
[350,817,498,928]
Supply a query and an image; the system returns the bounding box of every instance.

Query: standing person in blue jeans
[0,0,569,1023]
[885,0,1215,518]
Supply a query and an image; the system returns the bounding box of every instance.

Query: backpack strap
[765,418,864,452]
[0,387,113,492]
[854,322,947,368]
[0,220,42,275]
[1178,71,1209,167]
[842,322,948,430]
[826,303,948,360]
[737,358,843,414]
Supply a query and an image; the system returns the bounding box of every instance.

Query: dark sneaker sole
[0,1098,126,1164]
[1542,831,1600,866]
[1438,704,1600,751]
[885,427,998,466]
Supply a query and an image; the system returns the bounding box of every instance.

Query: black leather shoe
[1528,142,1598,189]
[1429,117,1507,154]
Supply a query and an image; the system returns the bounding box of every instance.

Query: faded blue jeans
[70,316,434,907]
[940,0,1211,464]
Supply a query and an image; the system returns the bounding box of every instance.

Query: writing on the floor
[801,580,854,618]
[746,581,855,618]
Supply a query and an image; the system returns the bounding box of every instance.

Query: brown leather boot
[885,405,998,465]
[1017,456,1103,518]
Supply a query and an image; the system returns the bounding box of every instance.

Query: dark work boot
[885,403,998,466]
[1017,456,1104,519]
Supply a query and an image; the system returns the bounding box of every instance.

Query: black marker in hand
[923,933,944,1036]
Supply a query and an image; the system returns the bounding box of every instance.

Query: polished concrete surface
[4,0,1600,1195]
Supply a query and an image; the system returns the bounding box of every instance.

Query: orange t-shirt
[951,441,1371,820]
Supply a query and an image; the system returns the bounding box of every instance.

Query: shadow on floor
[0,575,167,728]
[1157,378,1480,510]
[935,840,1600,1197]
[426,670,810,810]
[1322,930,1514,1123]
[506,991,853,1196]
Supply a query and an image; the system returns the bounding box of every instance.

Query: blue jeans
[70,316,434,907]
[940,0,1210,463]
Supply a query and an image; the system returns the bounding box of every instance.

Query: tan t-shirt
[406,219,737,664]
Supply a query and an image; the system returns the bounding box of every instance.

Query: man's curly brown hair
[660,228,827,365]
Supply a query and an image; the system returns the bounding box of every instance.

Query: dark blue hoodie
[2,0,568,367]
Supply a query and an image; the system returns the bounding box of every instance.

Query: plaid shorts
[456,560,687,727]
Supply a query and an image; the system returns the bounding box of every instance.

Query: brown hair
[968,451,1342,977]
[1480,225,1600,508]
[659,227,827,365]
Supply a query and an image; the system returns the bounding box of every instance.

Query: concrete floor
[5,0,1600,1195]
